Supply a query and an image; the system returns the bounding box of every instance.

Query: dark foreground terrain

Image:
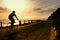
[0,21,56,40]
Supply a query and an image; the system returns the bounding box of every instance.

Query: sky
[0,0,60,22]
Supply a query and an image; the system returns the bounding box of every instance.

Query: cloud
[0,7,8,13]
[29,0,60,15]
[40,9,55,13]
[37,0,59,7]
[30,0,60,9]
[34,7,56,13]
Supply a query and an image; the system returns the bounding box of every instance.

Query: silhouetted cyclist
[48,7,60,40]
[8,11,18,28]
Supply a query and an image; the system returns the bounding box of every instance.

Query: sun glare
[3,0,32,11]
[4,0,34,20]
[3,0,34,20]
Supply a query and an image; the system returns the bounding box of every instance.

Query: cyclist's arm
[14,14,19,20]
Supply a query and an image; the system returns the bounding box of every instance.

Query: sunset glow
[3,0,34,20]
[3,0,32,11]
